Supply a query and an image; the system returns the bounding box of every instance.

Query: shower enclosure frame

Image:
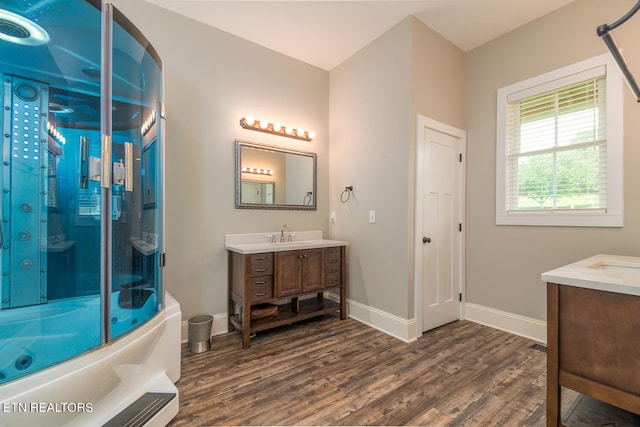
[0,1,179,425]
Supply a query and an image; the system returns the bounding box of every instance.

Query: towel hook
[340,186,353,203]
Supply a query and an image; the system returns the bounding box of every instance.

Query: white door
[416,117,464,333]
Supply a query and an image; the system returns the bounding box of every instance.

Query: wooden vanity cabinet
[546,282,640,426]
[275,248,324,296]
[228,245,346,348]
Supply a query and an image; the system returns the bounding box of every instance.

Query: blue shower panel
[2,76,48,308]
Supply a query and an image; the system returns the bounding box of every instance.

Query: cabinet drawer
[250,276,273,302]
[325,272,341,288]
[325,246,341,257]
[249,253,273,276]
[325,247,342,288]
[325,254,341,267]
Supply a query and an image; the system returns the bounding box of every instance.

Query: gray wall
[466,0,640,321]
[112,0,330,320]
[329,17,465,320]
[112,0,640,331]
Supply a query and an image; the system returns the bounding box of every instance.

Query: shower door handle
[101,134,112,188]
[124,142,133,192]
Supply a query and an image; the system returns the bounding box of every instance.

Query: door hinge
[459,293,462,302]
[160,252,166,267]
[459,153,462,162]
[459,223,462,232]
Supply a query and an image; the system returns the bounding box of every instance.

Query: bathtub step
[102,392,176,427]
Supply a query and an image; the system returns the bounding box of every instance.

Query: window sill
[496,212,623,227]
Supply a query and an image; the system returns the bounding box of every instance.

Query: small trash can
[188,314,213,354]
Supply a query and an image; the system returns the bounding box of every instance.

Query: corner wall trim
[464,302,547,344]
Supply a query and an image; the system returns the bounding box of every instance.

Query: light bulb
[296,128,305,137]
[260,120,269,129]
[273,123,282,132]
[245,116,255,126]
[242,167,247,172]
[307,130,315,139]
[285,126,293,135]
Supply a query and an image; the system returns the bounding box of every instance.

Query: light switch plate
[369,210,376,224]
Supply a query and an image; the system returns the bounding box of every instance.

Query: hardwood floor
[168,315,639,426]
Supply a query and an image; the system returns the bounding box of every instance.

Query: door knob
[423,237,431,244]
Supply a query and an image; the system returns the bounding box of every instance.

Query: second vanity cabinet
[542,255,640,426]
[228,242,347,348]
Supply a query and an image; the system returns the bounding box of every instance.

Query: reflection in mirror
[235,140,316,210]
[242,180,275,204]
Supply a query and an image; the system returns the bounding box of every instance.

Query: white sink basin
[225,231,347,255]
[131,239,158,256]
[592,263,640,273]
[542,254,640,297]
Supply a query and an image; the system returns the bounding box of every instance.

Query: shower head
[0,8,49,46]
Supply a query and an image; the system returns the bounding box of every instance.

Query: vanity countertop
[541,254,640,297]
[226,239,347,255]
[225,231,347,254]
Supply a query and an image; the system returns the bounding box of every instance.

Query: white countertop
[541,254,640,297]
[225,231,347,254]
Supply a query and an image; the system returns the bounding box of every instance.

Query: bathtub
[0,292,181,426]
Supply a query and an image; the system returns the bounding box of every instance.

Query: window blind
[505,76,607,212]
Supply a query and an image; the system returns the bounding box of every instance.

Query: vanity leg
[547,283,561,426]
[228,252,235,332]
[228,300,236,332]
[242,305,251,349]
[292,297,300,314]
[340,247,347,320]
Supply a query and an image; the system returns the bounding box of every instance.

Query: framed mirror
[235,140,316,210]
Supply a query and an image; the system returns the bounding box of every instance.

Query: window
[496,54,623,227]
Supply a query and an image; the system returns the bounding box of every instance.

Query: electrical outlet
[330,211,336,223]
[369,210,376,224]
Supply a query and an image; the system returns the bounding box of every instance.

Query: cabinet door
[275,250,302,297]
[302,248,325,292]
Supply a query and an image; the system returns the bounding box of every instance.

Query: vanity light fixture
[240,116,314,141]
[141,109,157,136]
[46,121,66,145]
[242,166,274,176]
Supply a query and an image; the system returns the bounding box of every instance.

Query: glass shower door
[108,5,163,339]
[0,0,104,383]
[0,0,165,385]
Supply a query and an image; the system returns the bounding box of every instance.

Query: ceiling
[143,0,576,71]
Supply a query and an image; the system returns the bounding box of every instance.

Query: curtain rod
[597,1,640,102]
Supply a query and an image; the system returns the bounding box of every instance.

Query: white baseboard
[324,291,416,343]
[463,302,547,344]
[181,313,228,344]
[180,303,546,347]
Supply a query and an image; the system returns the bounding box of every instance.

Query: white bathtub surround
[0,293,181,427]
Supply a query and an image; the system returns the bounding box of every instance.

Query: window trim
[496,54,623,227]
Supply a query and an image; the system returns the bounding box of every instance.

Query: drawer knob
[255,292,267,297]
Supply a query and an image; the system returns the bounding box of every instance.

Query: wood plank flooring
[168,315,639,426]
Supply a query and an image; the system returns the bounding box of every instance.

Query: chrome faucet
[280,224,290,243]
